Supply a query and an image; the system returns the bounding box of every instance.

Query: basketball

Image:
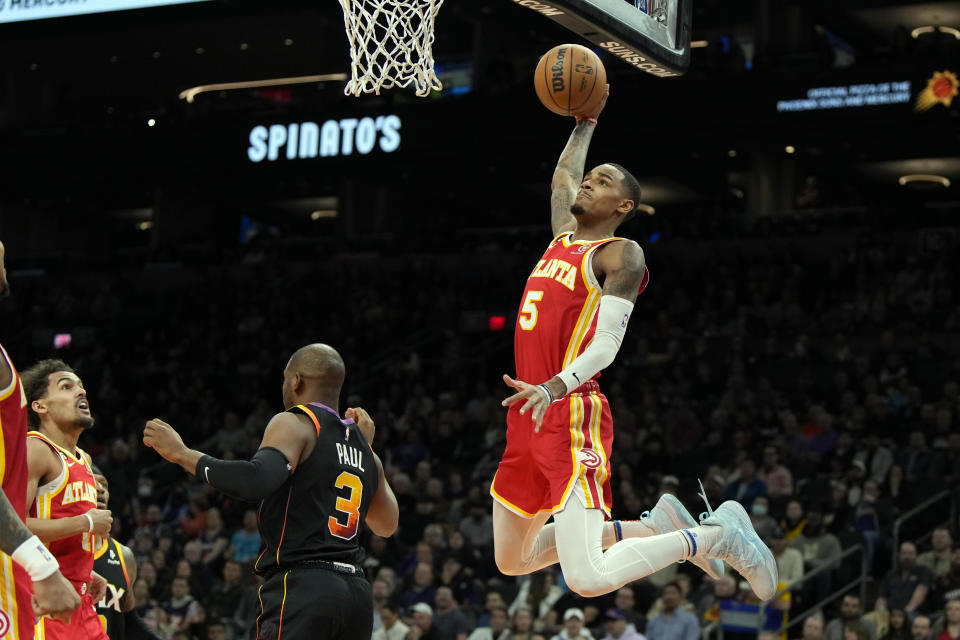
[534,44,607,117]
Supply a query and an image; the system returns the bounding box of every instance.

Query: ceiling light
[147,118,156,127]
[240,42,249,51]
[898,174,950,188]
[195,47,205,55]
[636,204,655,216]
[911,25,960,39]
[690,40,709,48]
[727,149,737,158]
[137,221,153,231]
[311,210,337,220]
[785,145,796,154]
[284,38,294,46]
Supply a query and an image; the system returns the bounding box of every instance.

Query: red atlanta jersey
[514,232,649,386]
[0,342,34,639]
[0,344,29,521]
[28,432,98,585]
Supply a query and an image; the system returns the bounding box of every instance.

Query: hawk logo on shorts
[0,609,10,637]
[577,449,602,469]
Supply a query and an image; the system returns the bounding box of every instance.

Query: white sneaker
[639,492,725,580]
[698,500,779,601]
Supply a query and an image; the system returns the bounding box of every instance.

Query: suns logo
[577,449,602,469]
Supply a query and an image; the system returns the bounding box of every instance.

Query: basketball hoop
[339,0,444,97]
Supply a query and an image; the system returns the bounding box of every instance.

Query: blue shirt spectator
[723,459,768,511]
[229,510,262,564]
[647,584,699,640]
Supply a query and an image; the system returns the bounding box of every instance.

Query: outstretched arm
[551,122,595,237]
[550,85,610,236]
[143,413,309,503]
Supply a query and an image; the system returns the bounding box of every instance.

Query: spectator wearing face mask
[751,496,779,541]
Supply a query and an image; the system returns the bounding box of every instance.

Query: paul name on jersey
[335,443,365,472]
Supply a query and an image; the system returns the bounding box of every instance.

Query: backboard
[511,0,692,78]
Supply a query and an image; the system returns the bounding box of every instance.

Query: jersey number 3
[519,290,544,331]
[328,471,363,540]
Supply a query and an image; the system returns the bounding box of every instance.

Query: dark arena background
[1,0,959,639]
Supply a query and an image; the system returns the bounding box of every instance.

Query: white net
[339,0,444,97]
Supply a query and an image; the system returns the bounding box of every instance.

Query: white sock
[684,524,723,556]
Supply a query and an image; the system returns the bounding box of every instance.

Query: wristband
[83,512,94,532]
[576,116,598,125]
[12,535,60,581]
[537,384,555,404]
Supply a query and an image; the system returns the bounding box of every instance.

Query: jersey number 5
[328,471,363,540]
[519,290,544,331]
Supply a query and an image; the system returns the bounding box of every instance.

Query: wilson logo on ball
[551,47,567,92]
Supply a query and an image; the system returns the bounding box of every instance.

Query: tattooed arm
[0,491,33,555]
[550,122,595,237]
[550,85,610,237]
[595,239,647,303]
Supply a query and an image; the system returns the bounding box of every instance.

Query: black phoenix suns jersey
[93,537,131,640]
[254,402,378,573]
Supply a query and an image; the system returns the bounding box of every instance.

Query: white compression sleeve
[556,295,634,394]
[553,493,692,597]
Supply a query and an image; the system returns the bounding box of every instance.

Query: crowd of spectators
[2,223,959,640]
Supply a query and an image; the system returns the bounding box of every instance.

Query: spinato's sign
[0,0,212,24]
[247,116,402,163]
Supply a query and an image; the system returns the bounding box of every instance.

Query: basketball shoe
[694,500,779,601]
[639,492,725,580]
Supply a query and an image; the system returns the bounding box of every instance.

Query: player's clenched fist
[87,571,107,604]
[87,508,112,536]
[143,418,187,465]
[32,571,81,623]
[345,407,375,444]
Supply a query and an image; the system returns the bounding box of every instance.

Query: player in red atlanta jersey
[23,359,113,640]
[0,242,83,639]
[491,87,778,601]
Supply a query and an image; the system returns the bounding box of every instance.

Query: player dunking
[491,87,779,600]
[0,242,81,640]
[143,343,400,640]
[23,359,113,640]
